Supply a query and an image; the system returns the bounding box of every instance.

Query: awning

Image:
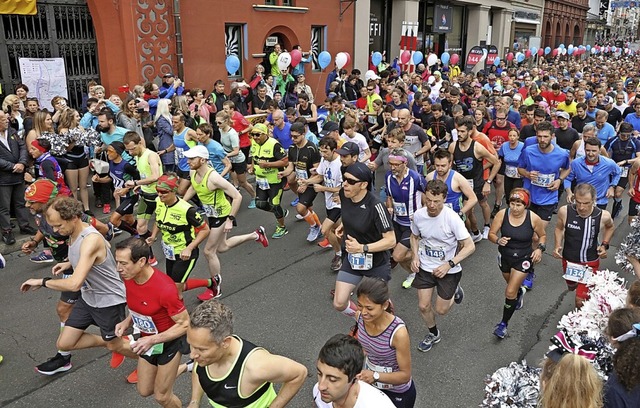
[514,18,541,25]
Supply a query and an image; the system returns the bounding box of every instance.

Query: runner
[247,123,290,238]
[604,122,640,219]
[410,179,476,352]
[104,141,140,237]
[114,237,190,408]
[182,145,269,301]
[20,196,138,378]
[497,128,525,199]
[172,112,198,195]
[187,300,308,408]
[194,123,232,181]
[314,334,396,407]
[216,111,256,205]
[553,183,615,308]
[488,188,546,339]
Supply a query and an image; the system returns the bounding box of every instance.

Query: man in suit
[0,110,36,244]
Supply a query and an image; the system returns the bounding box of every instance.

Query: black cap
[320,121,340,137]
[336,141,360,157]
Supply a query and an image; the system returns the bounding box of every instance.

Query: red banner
[485,45,498,71]
[465,46,484,73]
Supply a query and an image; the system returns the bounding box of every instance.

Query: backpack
[284,91,298,108]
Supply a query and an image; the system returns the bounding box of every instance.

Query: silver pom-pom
[616,217,640,274]
[38,131,69,156]
[482,361,541,407]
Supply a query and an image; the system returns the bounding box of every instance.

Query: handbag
[90,151,110,174]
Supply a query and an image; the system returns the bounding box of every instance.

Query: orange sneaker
[110,351,125,369]
[126,369,138,384]
[317,238,332,249]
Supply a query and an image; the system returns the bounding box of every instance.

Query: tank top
[109,159,135,197]
[562,205,602,263]
[356,314,412,393]
[576,140,586,158]
[433,169,463,212]
[174,127,196,171]
[298,104,318,134]
[195,336,277,408]
[633,166,640,204]
[68,226,126,308]
[499,209,534,258]
[136,149,162,194]
[191,167,232,218]
[453,140,483,192]
[39,153,71,197]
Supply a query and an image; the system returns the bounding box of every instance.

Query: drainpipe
[173,0,184,79]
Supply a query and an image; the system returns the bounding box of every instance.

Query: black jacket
[0,127,28,185]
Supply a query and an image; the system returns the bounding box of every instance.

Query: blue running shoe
[493,322,508,339]
[522,272,535,290]
[417,332,441,352]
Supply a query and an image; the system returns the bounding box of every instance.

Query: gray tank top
[68,226,126,308]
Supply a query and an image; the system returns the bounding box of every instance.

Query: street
[0,187,635,408]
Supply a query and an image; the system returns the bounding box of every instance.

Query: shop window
[311,26,325,72]
[225,23,244,77]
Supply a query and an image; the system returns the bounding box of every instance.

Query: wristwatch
[537,243,546,252]
[448,260,456,268]
[373,372,380,381]
[228,215,236,221]
[601,242,610,250]
[363,244,369,253]
[486,179,493,184]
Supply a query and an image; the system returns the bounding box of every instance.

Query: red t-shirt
[124,267,186,336]
[482,120,515,149]
[540,91,566,108]
[231,111,251,148]
[355,97,367,110]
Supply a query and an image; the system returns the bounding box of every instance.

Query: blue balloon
[544,46,551,55]
[612,46,617,53]
[586,44,591,51]
[559,43,565,49]
[567,47,574,55]
[372,51,383,67]
[493,57,500,67]
[516,52,525,63]
[441,52,450,65]
[530,47,538,55]
[412,51,424,65]
[318,51,331,69]
[225,55,240,75]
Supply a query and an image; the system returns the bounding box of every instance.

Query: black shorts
[628,198,640,216]
[64,154,89,170]
[140,335,189,366]
[208,216,228,229]
[231,161,247,174]
[498,252,534,274]
[412,268,462,300]
[297,186,317,208]
[165,248,199,283]
[256,180,285,207]
[176,168,190,179]
[65,297,126,341]
[60,274,80,304]
[337,264,391,284]
[596,203,607,210]
[240,146,251,163]
[326,207,341,223]
[618,177,629,188]
[529,202,555,221]
[393,221,411,248]
[163,163,176,173]
[116,195,139,216]
[137,192,158,219]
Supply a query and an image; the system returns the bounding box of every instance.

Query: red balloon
[400,50,411,64]
[450,53,460,65]
[344,52,351,67]
[537,49,544,56]
[525,50,532,58]
[290,49,302,67]
[552,48,559,57]
[506,52,514,61]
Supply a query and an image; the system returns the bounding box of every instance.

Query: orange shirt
[472,131,497,180]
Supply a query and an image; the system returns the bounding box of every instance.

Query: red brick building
[541,0,590,47]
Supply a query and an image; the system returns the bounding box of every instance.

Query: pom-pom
[482,361,541,407]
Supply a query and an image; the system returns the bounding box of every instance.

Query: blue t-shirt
[624,113,640,132]
[518,144,570,205]
[202,139,229,180]
[385,169,426,226]
[499,141,525,178]
[596,122,617,145]
[272,122,293,149]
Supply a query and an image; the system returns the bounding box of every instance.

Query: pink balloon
[552,48,558,57]
[525,50,531,58]
[290,49,302,67]
[344,52,351,67]
[506,52,514,61]
[400,50,411,64]
[537,49,544,56]
[450,53,460,65]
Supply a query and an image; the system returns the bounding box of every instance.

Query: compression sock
[429,325,439,336]
[184,278,213,291]
[118,221,138,236]
[311,210,321,226]
[303,211,316,226]
[501,297,518,324]
[340,300,357,317]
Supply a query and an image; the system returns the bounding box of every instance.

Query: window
[283,0,294,5]
[265,0,276,4]
[225,23,244,77]
[311,26,325,71]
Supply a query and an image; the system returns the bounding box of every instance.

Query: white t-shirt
[341,132,369,161]
[316,156,342,210]
[410,206,470,273]
[313,381,396,408]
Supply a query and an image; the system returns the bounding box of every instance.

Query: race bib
[130,334,164,356]
[466,178,474,190]
[202,204,220,218]
[295,168,308,180]
[505,165,520,178]
[368,115,377,125]
[348,253,373,270]
[365,357,394,390]
[421,245,446,260]
[392,201,408,217]
[563,262,593,284]
[130,310,159,334]
[532,173,555,187]
[175,147,185,164]
[620,165,630,178]
[256,177,270,190]
[161,241,175,261]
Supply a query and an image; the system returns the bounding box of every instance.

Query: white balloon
[561,48,567,55]
[428,76,435,84]
[277,52,292,71]
[335,52,348,69]
[427,53,438,67]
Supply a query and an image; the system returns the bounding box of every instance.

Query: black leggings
[382,381,417,408]
[504,176,524,199]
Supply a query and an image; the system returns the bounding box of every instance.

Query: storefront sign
[433,4,452,33]
[369,0,386,53]
[514,11,540,21]
[485,45,498,71]
[266,36,278,46]
[465,46,484,73]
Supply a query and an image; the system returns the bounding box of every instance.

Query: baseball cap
[364,70,381,83]
[163,73,174,78]
[319,121,340,137]
[556,111,570,120]
[156,174,180,192]
[252,123,269,135]
[604,96,615,105]
[183,145,210,159]
[336,141,360,157]
[24,179,58,204]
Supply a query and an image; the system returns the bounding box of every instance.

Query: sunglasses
[343,178,362,185]
[156,188,172,194]
[250,132,263,137]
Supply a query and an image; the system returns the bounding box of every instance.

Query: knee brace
[272,204,285,219]
[255,199,271,212]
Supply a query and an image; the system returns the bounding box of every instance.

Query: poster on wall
[433,4,453,33]
[369,0,386,54]
[485,45,498,71]
[19,58,68,110]
[465,46,484,73]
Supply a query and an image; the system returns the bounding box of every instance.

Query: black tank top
[499,209,534,258]
[196,336,272,407]
[298,104,318,134]
[453,140,483,192]
[562,205,602,263]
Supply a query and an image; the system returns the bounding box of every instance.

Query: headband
[614,323,640,342]
[31,140,47,154]
[510,190,530,207]
[388,154,408,163]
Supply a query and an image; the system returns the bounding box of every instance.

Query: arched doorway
[261,26,299,76]
[545,21,552,48]
[573,25,581,46]
[565,23,571,46]
[555,21,562,47]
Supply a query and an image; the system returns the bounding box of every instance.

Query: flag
[0,0,37,15]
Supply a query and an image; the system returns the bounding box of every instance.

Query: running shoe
[148,256,158,267]
[0,252,5,269]
[103,203,111,214]
[30,251,54,263]
[330,254,342,271]
[255,226,269,247]
[197,275,222,301]
[612,201,623,219]
[291,198,299,206]
[83,209,94,217]
[126,369,138,384]
[482,226,490,240]
[113,227,123,236]
[35,353,72,375]
[493,322,508,339]
[272,225,289,239]
[318,238,332,249]
[105,223,115,242]
[283,209,289,218]
[295,214,304,221]
[185,359,194,373]
[95,199,103,208]
[307,225,321,242]
[516,287,525,311]
[402,273,416,289]
[471,232,482,243]
[454,285,465,304]
[417,332,441,352]
[522,272,535,290]
[20,225,37,235]
[248,199,256,209]
[491,204,501,219]
[2,230,15,245]
[390,259,398,269]
[110,351,125,369]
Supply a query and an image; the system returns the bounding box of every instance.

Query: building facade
[541,0,590,48]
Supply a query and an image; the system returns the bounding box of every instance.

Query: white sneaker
[482,226,490,240]
[295,214,304,221]
[471,232,482,243]
[306,225,321,242]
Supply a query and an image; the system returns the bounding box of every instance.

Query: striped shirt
[386,169,426,226]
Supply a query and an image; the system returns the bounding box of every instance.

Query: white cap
[183,145,209,159]
[364,70,381,83]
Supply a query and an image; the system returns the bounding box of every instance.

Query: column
[492,9,513,52]
[354,0,371,72]
[389,0,420,59]
[466,5,491,48]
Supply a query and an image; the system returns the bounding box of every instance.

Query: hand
[20,278,44,292]
[124,180,136,188]
[297,184,307,194]
[629,188,636,197]
[24,173,34,183]
[411,257,420,273]
[258,162,269,169]
[145,236,156,246]
[356,370,375,385]
[52,262,71,275]
[497,236,511,246]
[114,320,129,337]
[529,170,539,182]
[247,165,254,175]
[531,249,542,264]
[224,219,233,233]
[432,262,451,278]
[335,224,344,239]
[13,163,25,173]
[482,183,491,196]
[345,235,363,254]
[21,240,37,254]
[180,247,192,261]
[597,245,608,258]
[130,336,156,355]
[553,246,563,259]
[547,179,561,191]
[566,192,574,203]
[606,186,615,199]
[92,174,100,183]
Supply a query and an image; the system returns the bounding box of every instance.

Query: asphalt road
[0,187,635,408]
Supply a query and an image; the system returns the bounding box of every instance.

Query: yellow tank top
[191,167,231,218]
[137,149,162,194]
